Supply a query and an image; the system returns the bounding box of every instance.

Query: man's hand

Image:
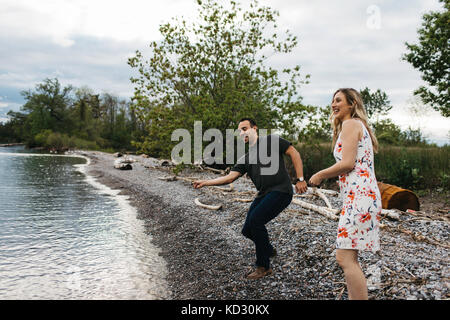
[295,181,308,194]
[193,180,208,189]
[193,172,239,189]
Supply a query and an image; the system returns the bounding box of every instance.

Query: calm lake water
[0,146,168,299]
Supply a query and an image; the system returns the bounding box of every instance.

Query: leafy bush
[46,132,64,150]
[34,129,53,146]
[286,143,449,191]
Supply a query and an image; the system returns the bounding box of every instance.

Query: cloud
[0,88,25,115]
[260,0,444,107]
[0,0,198,46]
[0,0,448,144]
[0,34,145,98]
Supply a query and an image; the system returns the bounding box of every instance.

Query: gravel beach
[74,150,449,300]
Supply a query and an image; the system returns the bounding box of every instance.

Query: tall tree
[128,0,310,157]
[20,78,73,142]
[360,87,393,121]
[402,0,449,117]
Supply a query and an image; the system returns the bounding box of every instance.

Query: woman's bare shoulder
[342,118,361,130]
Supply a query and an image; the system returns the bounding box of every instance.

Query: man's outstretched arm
[193,170,241,189]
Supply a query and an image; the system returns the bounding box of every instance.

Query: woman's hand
[192,180,208,189]
[309,172,323,187]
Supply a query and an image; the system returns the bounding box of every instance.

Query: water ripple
[0,146,169,299]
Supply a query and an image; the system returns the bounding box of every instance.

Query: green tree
[128,0,310,157]
[360,87,393,121]
[2,111,27,142]
[19,78,73,145]
[372,119,404,145]
[2,79,143,152]
[402,0,449,117]
[297,105,331,144]
[400,127,428,146]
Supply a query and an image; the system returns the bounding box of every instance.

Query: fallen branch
[194,198,222,210]
[292,198,339,221]
[294,188,339,197]
[158,175,197,183]
[203,166,226,175]
[379,277,427,288]
[314,188,339,196]
[311,187,333,209]
[231,190,257,195]
[337,286,346,300]
[233,198,253,203]
[158,176,177,181]
[214,183,234,192]
[293,194,315,198]
[406,209,450,222]
[381,209,400,221]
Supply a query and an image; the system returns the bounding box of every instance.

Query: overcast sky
[0,0,448,144]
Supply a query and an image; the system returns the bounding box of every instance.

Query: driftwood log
[114,157,135,170]
[158,175,234,193]
[158,175,194,183]
[233,198,253,203]
[214,184,234,192]
[380,209,400,220]
[194,198,222,210]
[292,187,338,220]
[311,187,333,209]
[291,198,340,221]
[378,182,420,211]
[114,163,132,170]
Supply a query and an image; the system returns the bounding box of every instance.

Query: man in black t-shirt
[193,118,307,279]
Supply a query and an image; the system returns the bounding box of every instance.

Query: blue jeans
[242,191,293,269]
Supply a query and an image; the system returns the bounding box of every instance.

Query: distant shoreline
[0,143,25,147]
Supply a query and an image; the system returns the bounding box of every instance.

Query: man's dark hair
[239,118,257,127]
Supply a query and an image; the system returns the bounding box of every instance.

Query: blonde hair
[330,88,379,153]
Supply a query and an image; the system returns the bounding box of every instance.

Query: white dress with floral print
[334,120,381,252]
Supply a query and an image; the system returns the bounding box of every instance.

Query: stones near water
[113,156,135,170]
[114,163,132,170]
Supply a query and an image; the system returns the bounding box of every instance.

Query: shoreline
[74,153,171,299]
[0,143,26,147]
[75,150,449,300]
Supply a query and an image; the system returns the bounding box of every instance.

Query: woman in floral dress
[309,88,381,300]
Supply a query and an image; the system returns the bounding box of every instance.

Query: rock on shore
[74,150,449,300]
